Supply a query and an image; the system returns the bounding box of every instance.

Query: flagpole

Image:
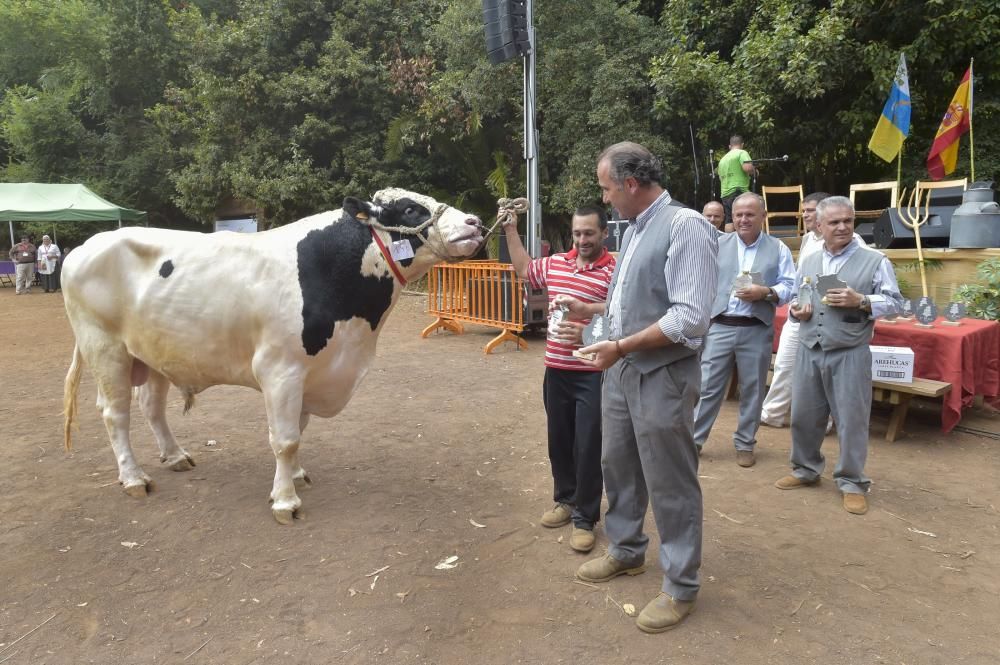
[896,141,903,206]
[969,57,975,181]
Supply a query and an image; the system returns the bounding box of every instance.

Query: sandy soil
[1,288,998,665]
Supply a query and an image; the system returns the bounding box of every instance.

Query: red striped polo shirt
[526,247,616,371]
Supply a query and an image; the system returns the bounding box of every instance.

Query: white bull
[62,188,483,523]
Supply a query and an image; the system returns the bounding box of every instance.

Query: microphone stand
[708,149,716,200]
[746,155,790,193]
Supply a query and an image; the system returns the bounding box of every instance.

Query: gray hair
[733,192,765,212]
[816,196,855,222]
[597,142,663,187]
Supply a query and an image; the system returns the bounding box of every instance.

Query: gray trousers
[789,344,872,494]
[693,323,773,451]
[602,355,702,601]
[15,263,34,293]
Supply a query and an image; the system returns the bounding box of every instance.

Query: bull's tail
[182,389,196,414]
[64,345,84,451]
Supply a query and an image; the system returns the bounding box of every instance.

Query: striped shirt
[607,191,718,350]
[526,248,616,370]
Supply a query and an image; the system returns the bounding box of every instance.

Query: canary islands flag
[927,65,972,180]
[868,54,911,162]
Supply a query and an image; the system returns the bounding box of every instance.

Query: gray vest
[710,232,782,325]
[606,201,697,373]
[798,246,885,350]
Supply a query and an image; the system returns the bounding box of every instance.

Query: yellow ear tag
[356,212,369,220]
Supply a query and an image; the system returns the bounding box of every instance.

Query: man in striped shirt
[503,205,616,554]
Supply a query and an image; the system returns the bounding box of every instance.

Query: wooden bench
[872,378,951,443]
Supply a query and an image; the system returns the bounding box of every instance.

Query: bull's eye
[405,207,414,216]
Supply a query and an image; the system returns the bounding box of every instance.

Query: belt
[713,315,765,327]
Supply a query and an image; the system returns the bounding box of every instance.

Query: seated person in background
[702,201,727,234]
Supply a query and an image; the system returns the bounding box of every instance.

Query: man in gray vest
[560,141,718,633]
[775,196,902,515]
[693,193,795,467]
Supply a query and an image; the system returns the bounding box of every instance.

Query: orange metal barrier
[422,260,540,354]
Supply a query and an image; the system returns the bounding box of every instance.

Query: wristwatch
[764,287,778,303]
[860,294,871,311]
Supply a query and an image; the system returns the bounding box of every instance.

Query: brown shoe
[736,450,755,468]
[636,592,696,633]
[576,553,645,583]
[569,527,595,553]
[843,493,868,515]
[541,503,572,528]
[774,474,820,490]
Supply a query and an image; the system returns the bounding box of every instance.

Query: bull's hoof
[167,454,196,472]
[293,472,312,489]
[272,507,298,525]
[122,480,152,497]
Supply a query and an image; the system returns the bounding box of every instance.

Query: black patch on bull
[159,260,174,278]
[297,197,432,356]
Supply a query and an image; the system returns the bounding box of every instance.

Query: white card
[389,239,415,261]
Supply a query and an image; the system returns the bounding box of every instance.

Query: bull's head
[343,189,483,263]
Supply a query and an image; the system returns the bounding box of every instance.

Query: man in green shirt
[718,135,755,226]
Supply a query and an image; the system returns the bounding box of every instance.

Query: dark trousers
[542,367,604,529]
[722,188,747,226]
[41,272,58,291]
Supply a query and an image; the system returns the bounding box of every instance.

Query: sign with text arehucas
[870,346,914,384]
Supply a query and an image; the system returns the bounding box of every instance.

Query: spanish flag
[927,66,972,180]
[868,54,911,162]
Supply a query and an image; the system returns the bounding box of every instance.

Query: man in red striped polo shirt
[503,205,616,553]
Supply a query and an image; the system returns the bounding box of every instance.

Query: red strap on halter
[369,227,408,286]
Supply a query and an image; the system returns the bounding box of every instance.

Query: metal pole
[8,221,13,247]
[524,0,541,258]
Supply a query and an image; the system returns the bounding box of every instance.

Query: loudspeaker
[872,207,954,249]
[604,220,629,251]
[855,222,875,244]
[482,0,529,65]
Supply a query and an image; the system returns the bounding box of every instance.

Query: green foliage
[1,0,999,243]
[955,258,1000,321]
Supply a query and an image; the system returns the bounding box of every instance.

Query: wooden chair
[761,185,804,237]
[914,178,967,206]
[850,181,899,220]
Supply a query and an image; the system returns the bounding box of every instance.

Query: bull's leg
[293,411,312,489]
[138,370,195,471]
[258,369,306,525]
[91,351,151,496]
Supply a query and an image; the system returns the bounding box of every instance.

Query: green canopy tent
[1,183,147,246]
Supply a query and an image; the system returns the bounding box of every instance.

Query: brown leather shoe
[576,553,645,583]
[569,527,595,553]
[540,503,572,528]
[774,474,820,490]
[736,450,755,468]
[843,492,868,515]
[636,592,696,633]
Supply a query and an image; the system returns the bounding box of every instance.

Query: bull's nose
[465,217,480,227]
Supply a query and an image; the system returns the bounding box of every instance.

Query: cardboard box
[870,346,914,383]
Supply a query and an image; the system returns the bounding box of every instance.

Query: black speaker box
[872,207,954,249]
[855,222,875,244]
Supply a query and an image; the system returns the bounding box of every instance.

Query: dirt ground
[1,288,999,665]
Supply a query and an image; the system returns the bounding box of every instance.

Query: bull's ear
[343,197,373,220]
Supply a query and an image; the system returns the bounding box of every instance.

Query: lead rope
[489,197,530,240]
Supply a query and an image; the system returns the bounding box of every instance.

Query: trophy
[942,301,966,326]
[816,274,847,306]
[572,314,609,361]
[914,295,937,328]
[898,298,915,321]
